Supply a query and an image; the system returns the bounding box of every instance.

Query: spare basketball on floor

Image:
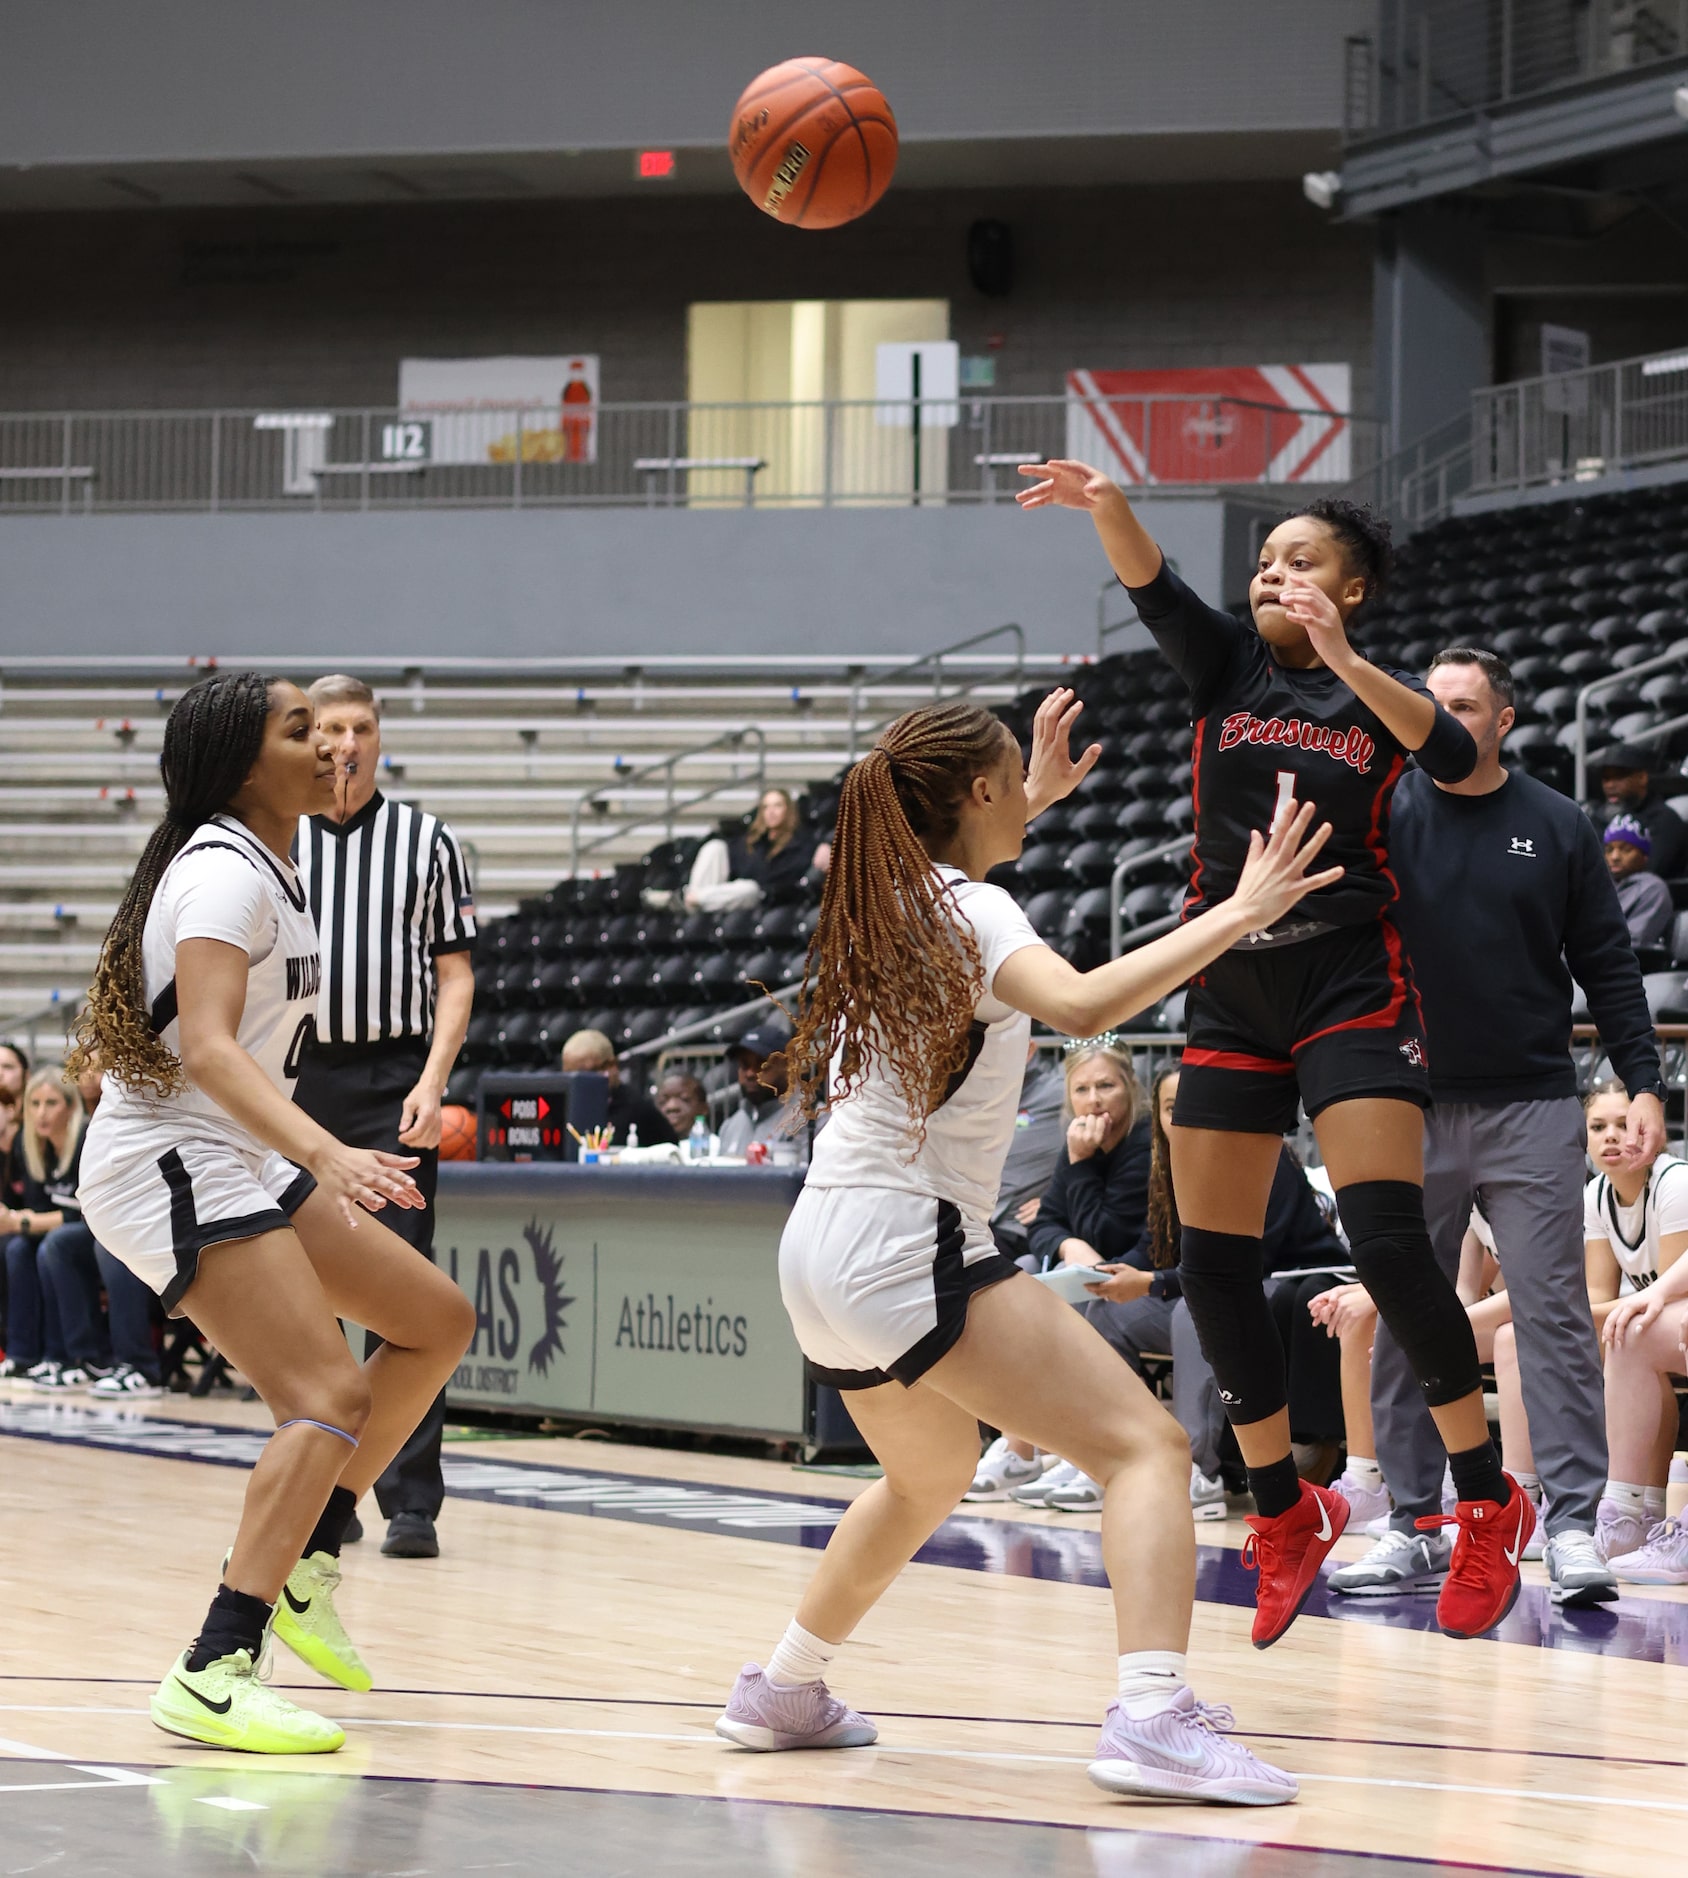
[438,1104,477,1161]
[728,58,898,229]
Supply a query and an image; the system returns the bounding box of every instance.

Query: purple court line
[11,1674,1681,1774]
[5,1403,1686,1664]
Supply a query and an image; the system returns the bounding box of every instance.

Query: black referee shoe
[381,1511,440,1559]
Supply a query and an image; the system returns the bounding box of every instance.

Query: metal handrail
[1109,838,1189,958]
[1573,643,1688,803]
[567,726,766,874]
[628,980,802,1060]
[0,998,80,1059]
[846,623,1025,760]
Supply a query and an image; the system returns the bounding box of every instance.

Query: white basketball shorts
[79,1131,316,1315]
[780,1183,1020,1389]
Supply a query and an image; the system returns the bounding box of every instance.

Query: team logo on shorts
[1399,1038,1427,1069]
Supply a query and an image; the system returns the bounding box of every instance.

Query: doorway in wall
[686,299,949,503]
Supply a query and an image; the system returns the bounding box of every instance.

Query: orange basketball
[439,1104,477,1161]
[729,58,898,230]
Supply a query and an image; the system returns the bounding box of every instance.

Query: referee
[293,672,476,1559]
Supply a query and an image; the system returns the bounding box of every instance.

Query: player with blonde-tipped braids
[715,689,1337,1806]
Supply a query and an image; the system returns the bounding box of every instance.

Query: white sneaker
[1609,1515,1688,1585]
[1544,1529,1620,1608]
[1332,1469,1391,1528]
[89,1364,166,1400]
[1190,1467,1227,1522]
[1011,1458,1081,1506]
[1046,1470,1104,1512]
[1327,1527,1450,1597]
[963,1437,1048,1502]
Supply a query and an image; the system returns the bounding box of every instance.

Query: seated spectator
[988,1038,1068,1263]
[1593,740,1687,876]
[560,1029,677,1147]
[0,1039,27,1112]
[655,1070,710,1141]
[718,1019,809,1164]
[0,1072,84,1387]
[1026,1040,1150,1270]
[1603,814,1673,948]
[677,789,825,914]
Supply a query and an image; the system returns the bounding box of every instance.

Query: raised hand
[1016,459,1117,511]
[1229,797,1342,933]
[1025,686,1103,820]
[1280,576,1357,670]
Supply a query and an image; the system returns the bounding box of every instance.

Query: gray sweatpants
[1371,1098,1605,1536]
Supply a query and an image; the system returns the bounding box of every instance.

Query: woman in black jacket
[1026,1041,1150,1270]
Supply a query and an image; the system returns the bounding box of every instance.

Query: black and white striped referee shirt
[294,793,477,1046]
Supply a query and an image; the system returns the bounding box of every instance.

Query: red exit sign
[637,149,676,179]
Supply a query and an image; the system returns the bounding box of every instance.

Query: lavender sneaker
[1609,1515,1688,1585]
[714,1664,878,1751]
[1088,1688,1298,1806]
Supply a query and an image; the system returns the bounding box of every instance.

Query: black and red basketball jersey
[1126,564,1475,934]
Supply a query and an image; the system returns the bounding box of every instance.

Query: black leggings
[1267,1273,1346,1443]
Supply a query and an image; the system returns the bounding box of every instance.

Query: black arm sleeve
[1566,817,1665,1099]
[1411,701,1479,784]
[1123,563,1247,716]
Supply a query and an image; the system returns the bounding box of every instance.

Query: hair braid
[69,671,279,1095]
[789,702,1013,1148]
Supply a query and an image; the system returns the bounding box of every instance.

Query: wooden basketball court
[0,1390,1681,1875]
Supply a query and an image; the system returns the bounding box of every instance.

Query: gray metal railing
[1345,0,1688,141]
[1471,344,1688,499]
[1573,642,1688,802]
[1109,839,1189,958]
[0,395,1383,516]
[567,727,766,874]
[845,623,1025,761]
[1336,412,1473,535]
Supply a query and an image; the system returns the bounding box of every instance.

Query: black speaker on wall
[967,219,1014,297]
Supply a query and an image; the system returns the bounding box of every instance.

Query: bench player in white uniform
[1583,1078,1688,1578]
[76,672,474,1755]
[715,691,1341,1807]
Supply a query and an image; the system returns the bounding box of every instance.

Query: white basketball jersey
[91,814,321,1156]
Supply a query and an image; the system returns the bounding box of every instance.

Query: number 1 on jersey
[1271,769,1297,830]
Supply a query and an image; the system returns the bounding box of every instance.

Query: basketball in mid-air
[728,58,898,230]
[439,1104,477,1161]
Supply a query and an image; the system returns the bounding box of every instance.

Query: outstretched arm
[1016,459,1164,587]
[994,800,1340,1036]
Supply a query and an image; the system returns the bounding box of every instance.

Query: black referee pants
[294,1040,446,1521]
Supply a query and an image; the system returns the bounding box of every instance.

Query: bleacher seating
[457,475,1688,1102]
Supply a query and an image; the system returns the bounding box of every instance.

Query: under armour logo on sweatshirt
[1508,837,1536,856]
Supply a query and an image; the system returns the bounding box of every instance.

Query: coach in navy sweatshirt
[1335,646,1665,1609]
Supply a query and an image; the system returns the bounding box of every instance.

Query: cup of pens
[570,1124,616,1163]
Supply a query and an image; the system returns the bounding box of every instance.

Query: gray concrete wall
[2,0,1371,167]
[0,497,1254,663]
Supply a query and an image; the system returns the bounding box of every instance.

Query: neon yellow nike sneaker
[270,1552,373,1692]
[150,1648,344,1754]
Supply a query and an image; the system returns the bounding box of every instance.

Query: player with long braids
[716,691,1338,1806]
[1019,460,1531,1648]
[74,672,474,1754]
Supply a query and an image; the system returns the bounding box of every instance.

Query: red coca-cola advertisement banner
[1065,364,1351,485]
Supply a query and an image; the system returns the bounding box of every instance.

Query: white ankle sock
[1117,1650,1187,1718]
[766,1619,837,1690]
[1644,1486,1667,1520]
[1345,1456,1383,1489]
[1513,1471,1542,1502]
[1603,1480,1647,1516]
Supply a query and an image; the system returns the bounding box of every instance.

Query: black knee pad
[1335,1179,1480,1408]
[1177,1227,1287,1424]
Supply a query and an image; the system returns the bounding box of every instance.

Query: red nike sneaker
[1418,1475,1534,1640]
[1241,1479,1350,1649]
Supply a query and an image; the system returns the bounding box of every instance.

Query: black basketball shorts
[1172,918,1431,1137]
